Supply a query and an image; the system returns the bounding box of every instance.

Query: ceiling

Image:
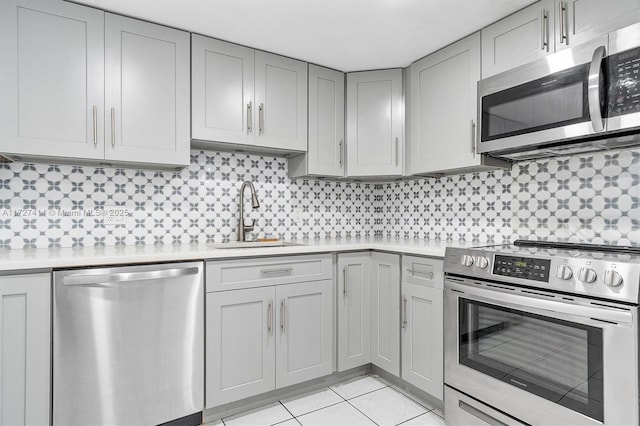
[72,0,536,72]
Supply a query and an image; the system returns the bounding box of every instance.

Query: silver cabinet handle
[470,120,476,155]
[541,9,549,51]
[339,139,343,167]
[261,268,293,275]
[588,46,606,133]
[280,299,285,332]
[267,300,273,335]
[342,267,347,297]
[110,107,116,147]
[63,267,200,286]
[402,296,408,328]
[406,268,434,280]
[92,105,97,145]
[258,103,264,135]
[395,137,399,166]
[247,101,253,134]
[559,1,567,45]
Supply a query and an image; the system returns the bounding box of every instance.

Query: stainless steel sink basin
[212,241,306,249]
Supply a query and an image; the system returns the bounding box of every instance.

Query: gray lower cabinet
[337,253,371,371]
[205,256,333,408]
[370,252,400,376]
[0,0,190,167]
[0,273,50,426]
[401,256,444,400]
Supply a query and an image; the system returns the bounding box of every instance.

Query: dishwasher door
[53,261,204,426]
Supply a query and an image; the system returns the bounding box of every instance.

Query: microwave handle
[588,45,606,133]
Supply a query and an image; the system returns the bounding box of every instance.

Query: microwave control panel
[608,47,640,117]
[492,255,551,282]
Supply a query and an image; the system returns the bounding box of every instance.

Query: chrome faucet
[237,181,260,242]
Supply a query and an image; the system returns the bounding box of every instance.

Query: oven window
[459,299,603,422]
[481,63,591,142]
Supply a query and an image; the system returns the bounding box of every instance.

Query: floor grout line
[344,398,381,426]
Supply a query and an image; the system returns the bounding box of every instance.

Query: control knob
[461,255,474,267]
[603,270,623,287]
[555,264,573,280]
[474,256,489,269]
[577,267,597,284]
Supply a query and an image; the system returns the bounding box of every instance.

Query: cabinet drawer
[401,255,443,289]
[206,254,332,292]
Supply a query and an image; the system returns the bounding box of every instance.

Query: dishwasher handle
[63,267,200,286]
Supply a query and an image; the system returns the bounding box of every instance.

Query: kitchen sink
[212,241,306,249]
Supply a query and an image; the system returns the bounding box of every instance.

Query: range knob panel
[461,255,474,267]
[474,256,489,269]
[603,270,623,287]
[555,264,573,280]
[577,267,597,284]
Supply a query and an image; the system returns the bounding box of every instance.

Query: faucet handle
[243,218,255,232]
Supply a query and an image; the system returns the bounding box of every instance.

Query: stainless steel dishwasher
[53,261,204,426]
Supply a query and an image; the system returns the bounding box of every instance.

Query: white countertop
[0,237,479,272]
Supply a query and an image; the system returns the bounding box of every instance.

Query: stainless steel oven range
[444,241,640,425]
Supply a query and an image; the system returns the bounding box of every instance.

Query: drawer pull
[280,300,285,332]
[343,267,347,297]
[267,300,273,335]
[402,296,408,328]
[406,269,434,280]
[261,268,293,275]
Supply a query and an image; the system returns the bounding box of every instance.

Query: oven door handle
[449,285,633,326]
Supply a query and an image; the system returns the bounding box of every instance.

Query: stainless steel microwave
[477,23,640,160]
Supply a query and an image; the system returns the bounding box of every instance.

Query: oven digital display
[493,255,550,282]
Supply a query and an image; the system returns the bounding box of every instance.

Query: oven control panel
[493,255,551,282]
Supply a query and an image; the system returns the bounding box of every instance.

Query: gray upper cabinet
[105,14,190,167]
[289,64,345,178]
[0,0,105,160]
[255,51,307,152]
[0,273,51,426]
[192,38,307,153]
[191,36,255,146]
[346,69,404,177]
[0,0,189,167]
[483,0,640,78]
[482,0,555,78]
[557,0,640,50]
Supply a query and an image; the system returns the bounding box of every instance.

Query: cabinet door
[346,69,403,176]
[104,14,190,167]
[255,51,307,151]
[370,253,400,377]
[275,280,333,388]
[407,33,481,175]
[558,0,640,49]
[0,274,50,426]
[206,287,275,407]
[192,35,255,146]
[307,65,345,177]
[482,0,555,77]
[0,0,104,160]
[401,281,443,400]
[337,253,371,371]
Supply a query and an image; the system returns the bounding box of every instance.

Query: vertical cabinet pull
[267,300,273,335]
[342,268,347,297]
[395,137,399,166]
[470,120,476,155]
[110,107,116,147]
[541,9,549,51]
[402,296,408,328]
[258,103,264,135]
[280,300,285,332]
[92,106,97,145]
[247,101,252,134]
[339,139,344,168]
[559,2,567,45]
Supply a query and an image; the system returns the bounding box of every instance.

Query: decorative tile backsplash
[0,147,638,249]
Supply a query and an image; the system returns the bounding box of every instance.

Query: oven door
[444,277,638,426]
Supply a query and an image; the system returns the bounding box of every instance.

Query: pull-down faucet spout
[237,181,260,242]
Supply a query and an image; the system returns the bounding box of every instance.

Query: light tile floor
[205,375,444,426]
